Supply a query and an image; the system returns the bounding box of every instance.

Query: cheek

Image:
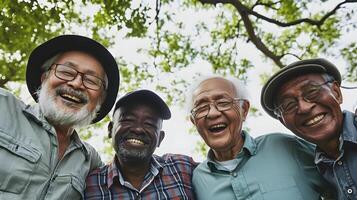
[227,110,242,128]
[282,117,299,132]
[88,90,101,100]
[195,120,209,137]
[87,90,103,108]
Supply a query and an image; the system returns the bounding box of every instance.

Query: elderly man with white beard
[0,35,119,200]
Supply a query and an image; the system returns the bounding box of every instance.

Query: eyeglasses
[52,64,105,91]
[273,81,332,117]
[191,98,245,119]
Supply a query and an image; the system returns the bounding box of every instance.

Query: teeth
[62,94,81,103]
[211,124,226,129]
[305,114,324,126]
[126,139,144,145]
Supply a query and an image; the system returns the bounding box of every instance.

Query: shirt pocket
[0,131,41,194]
[259,176,304,200]
[49,174,84,200]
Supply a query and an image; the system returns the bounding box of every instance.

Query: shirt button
[231,172,237,177]
[337,161,343,165]
[347,188,353,194]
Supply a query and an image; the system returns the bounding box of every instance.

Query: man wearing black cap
[85,89,197,200]
[0,35,119,199]
[261,58,357,200]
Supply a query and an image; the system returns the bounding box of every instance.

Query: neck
[117,156,152,190]
[54,125,74,137]
[54,125,74,160]
[317,136,340,159]
[213,135,244,161]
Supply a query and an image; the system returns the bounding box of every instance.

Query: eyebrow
[194,93,232,106]
[62,61,101,77]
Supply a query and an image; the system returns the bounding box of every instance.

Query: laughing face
[190,78,249,155]
[39,51,105,127]
[110,102,164,162]
[277,73,343,145]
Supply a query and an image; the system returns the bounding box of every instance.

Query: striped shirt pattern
[85,154,198,200]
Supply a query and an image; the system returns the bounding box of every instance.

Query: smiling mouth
[208,123,227,133]
[126,138,146,145]
[304,114,325,126]
[60,94,83,104]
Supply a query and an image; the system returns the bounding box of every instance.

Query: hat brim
[26,35,120,123]
[261,58,341,119]
[114,89,171,120]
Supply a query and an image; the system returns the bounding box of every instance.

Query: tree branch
[0,79,9,88]
[199,0,284,67]
[245,0,354,27]
[197,0,355,68]
[251,0,281,11]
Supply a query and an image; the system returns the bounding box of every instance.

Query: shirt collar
[107,155,163,189]
[22,103,90,159]
[23,104,48,126]
[207,131,257,170]
[340,110,357,144]
[315,110,357,164]
[107,158,120,188]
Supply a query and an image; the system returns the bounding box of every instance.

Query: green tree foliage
[2,0,355,96]
[0,0,78,88]
[1,0,356,158]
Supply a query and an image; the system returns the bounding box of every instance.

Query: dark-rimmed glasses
[52,64,105,91]
[273,81,333,117]
[191,98,245,119]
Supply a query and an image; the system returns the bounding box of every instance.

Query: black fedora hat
[26,34,120,123]
[114,89,171,120]
[261,58,341,119]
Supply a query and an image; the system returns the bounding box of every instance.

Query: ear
[240,100,250,121]
[157,131,165,147]
[330,81,343,104]
[108,121,113,139]
[41,72,47,83]
[278,116,287,127]
[190,115,196,125]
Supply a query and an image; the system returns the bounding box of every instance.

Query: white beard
[37,80,101,128]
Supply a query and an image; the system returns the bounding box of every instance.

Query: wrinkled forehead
[112,102,163,129]
[55,51,106,77]
[192,78,237,103]
[278,73,326,91]
[115,101,161,118]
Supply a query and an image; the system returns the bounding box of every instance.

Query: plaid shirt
[85,154,198,200]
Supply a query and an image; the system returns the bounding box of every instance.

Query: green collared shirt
[0,88,103,200]
[193,131,334,200]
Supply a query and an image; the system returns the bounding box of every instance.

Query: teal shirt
[193,132,334,200]
[0,88,103,199]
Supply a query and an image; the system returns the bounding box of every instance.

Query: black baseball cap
[261,58,341,119]
[26,34,120,123]
[114,89,171,120]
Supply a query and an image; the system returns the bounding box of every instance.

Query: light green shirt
[193,132,334,200]
[0,88,103,200]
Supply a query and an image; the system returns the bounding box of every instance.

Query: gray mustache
[56,86,88,104]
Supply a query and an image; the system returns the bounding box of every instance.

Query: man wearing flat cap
[0,35,119,199]
[261,58,357,200]
[85,89,197,200]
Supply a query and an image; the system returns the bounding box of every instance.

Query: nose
[206,103,221,119]
[67,74,85,89]
[296,98,315,114]
[130,123,146,134]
